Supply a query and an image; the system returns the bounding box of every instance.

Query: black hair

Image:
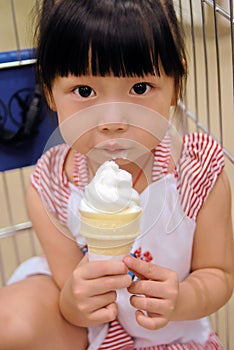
[35,0,187,99]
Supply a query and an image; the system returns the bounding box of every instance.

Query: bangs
[37,0,186,91]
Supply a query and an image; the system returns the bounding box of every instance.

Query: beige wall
[0,0,35,52]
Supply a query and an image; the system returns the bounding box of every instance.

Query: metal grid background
[0,1,233,348]
[176,2,234,347]
[177,0,234,162]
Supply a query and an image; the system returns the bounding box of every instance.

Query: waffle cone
[79,209,142,256]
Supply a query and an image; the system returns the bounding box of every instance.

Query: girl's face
[50,73,175,163]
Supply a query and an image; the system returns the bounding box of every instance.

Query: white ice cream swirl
[79,161,141,214]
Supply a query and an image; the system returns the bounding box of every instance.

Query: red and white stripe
[31,144,72,225]
[73,151,89,190]
[98,320,134,350]
[152,132,224,221]
[175,133,224,220]
[133,332,223,349]
[98,327,222,349]
[152,134,171,181]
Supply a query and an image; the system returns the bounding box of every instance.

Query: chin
[113,158,134,167]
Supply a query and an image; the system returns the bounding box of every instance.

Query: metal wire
[213,0,224,146]
[181,0,234,164]
[1,172,21,265]
[19,169,36,256]
[230,0,234,104]
[10,0,21,62]
[200,1,211,132]
[189,0,199,127]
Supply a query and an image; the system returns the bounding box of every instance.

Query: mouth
[95,142,129,159]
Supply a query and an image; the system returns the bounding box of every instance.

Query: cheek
[140,134,160,150]
[150,103,171,119]
[147,91,174,117]
[57,108,77,124]
[132,128,161,150]
[55,96,83,123]
[71,131,93,153]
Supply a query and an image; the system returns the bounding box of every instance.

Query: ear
[44,86,57,111]
[170,87,180,106]
[170,93,177,107]
[171,58,187,106]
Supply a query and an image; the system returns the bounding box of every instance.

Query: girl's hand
[61,254,132,327]
[123,255,179,330]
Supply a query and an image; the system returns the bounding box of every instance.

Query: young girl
[0,1,233,349]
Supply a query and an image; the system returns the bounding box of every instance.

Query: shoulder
[176,132,225,220]
[30,144,71,223]
[182,132,223,161]
[31,143,70,189]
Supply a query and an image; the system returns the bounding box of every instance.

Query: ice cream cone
[79,209,142,256]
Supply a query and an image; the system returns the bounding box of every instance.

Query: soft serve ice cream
[79,161,142,256]
[79,160,141,214]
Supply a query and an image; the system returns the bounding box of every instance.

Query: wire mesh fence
[176,1,234,348]
[177,0,234,162]
[0,1,233,348]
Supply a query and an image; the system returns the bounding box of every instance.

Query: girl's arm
[125,170,234,329]
[174,169,234,319]
[27,184,131,326]
[26,183,84,288]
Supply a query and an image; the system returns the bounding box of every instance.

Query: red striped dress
[31,132,225,350]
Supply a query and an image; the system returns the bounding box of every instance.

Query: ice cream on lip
[94,140,129,160]
[79,160,142,256]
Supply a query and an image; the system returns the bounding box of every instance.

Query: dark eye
[131,83,151,95]
[74,86,95,98]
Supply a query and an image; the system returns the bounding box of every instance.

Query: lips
[95,142,128,159]
[100,148,128,159]
[96,141,126,151]
[102,146,126,153]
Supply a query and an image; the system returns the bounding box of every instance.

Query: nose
[96,103,129,133]
[98,121,128,133]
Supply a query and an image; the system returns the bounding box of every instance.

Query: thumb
[77,252,89,267]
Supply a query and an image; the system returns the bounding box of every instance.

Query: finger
[89,302,118,326]
[135,310,168,330]
[77,259,129,279]
[90,291,117,310]
[81,291,117,314]
[130,294,169,316]
[123,256,171,281]
[123,256,146,280]
[86,274,132,295]
[77,253,89,266]
[128,280,167,298]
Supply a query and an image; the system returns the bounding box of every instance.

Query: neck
[131,152,153,193]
